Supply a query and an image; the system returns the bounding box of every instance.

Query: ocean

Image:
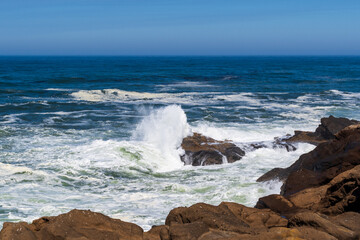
[1,56,360,230]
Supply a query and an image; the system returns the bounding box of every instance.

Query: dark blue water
[0,56,359,229]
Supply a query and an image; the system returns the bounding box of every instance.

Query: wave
[157,81,214,91]
[328,89,360,99]
[70,89,198,104]
[132,105,190,172]
[214,93,261,105]
[70,88,265,106]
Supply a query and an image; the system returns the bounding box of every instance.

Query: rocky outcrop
[2,116,360,240]
[256,165,360,216]
[180,133,296,166]
[164,202,292,239]
[180,133,245,166]
[257,123,360,196]
[0,209,143,240]
[285,115,359,145]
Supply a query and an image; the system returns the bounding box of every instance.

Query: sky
[0,0,359,56]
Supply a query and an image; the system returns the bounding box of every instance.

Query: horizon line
[1,54,360,57]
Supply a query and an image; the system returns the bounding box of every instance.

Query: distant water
[1,56,360,229]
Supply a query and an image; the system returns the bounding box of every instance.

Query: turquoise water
[1,56,359,229]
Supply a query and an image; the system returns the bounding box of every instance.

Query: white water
[0,104,319,231]
[132,105,190,172]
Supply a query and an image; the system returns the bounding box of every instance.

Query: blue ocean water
[1,56,360,229]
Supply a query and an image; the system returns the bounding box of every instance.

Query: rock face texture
[285,115,359,145]
[258,123,360,196]
[2,116,360,240]
[0,209,143,240]
[180,133,245,166]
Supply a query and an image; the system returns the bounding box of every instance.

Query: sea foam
[133,105,190,172]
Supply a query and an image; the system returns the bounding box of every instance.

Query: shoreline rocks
[2,116,360,240]
[285,115,359,145]
[257,123,360,196]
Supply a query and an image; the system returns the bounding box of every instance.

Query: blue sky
[0,0,359,55]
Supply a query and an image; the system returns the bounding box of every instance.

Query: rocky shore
[1,116,359,240]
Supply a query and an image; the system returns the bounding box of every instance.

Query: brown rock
[0,209,143,240]
[285,130,327,145]
[330,212,360,235]
[289,211,358,240]
[256,166,360,218]
[295,226,337,240]
[198,229,245,240]
[316,115,359,139]
[255,194,296,215]
[169,222,209,240]
[285,115,359,145]
[144,225,169,240]
[165,202,287,235]
[180,133,245,166]
[258,123,360,196]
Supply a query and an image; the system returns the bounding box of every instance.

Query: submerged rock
[180,133,245,166]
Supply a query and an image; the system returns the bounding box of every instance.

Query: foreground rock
[256,165,360,216]
[0,209,143,240]
[180,133,245,166]
[258,123,360,196]
[285,115,359,145]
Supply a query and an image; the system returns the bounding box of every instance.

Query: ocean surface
[1,56,360,230]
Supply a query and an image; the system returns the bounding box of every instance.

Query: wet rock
[256,165,360,220]
[180,133,245,166]
[248,138,297,152]
[0,209,143,240]
[257,123,360,196]
[285,130,327,145]
[285,115,359,145]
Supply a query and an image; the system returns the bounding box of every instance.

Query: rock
[256,168,285,182]
[169,222,209,240]
[316,116,359,139]
[165,202,288,236]
[180,133,245,166]
[199,227,304,240]
[255,194,297,215]
[0,209,143,240]
[144,225,169,240]
[294,226,337,240]
[180,132,297,167]
[256,165,360,218]
[330,212,360,235]
[289,212,358,240]
[257,123,360,196]
[285,115,359,145]
[285,130,327,145]
[248,139,297,152]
